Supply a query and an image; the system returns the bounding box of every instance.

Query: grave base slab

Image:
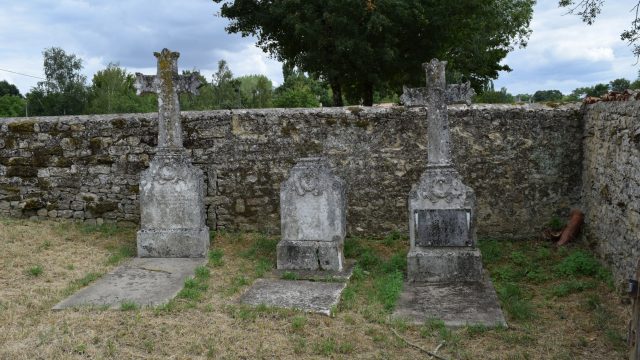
[392,276,507,328]
[239,279,347,316]
[52,258,206,310]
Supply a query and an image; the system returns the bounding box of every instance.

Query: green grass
[291,315,306,331]
[120,300,139,311]
[27,265,43,277]
[281,271,298,280]
[106,244,135,265]
[240,233,278,261]
[208,249,224,267]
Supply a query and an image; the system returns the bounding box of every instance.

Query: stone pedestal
[277,157,346,272]
[407,165,483,282]
[137,149,209,258]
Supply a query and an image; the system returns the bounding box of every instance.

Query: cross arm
[401,82,475,106]
[134,74,158,95]
[176,73,203,96]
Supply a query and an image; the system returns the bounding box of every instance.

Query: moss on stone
[281,123,297,137]
[0,184,20,193]
[89,138,103,153]
[4,137,16,149]
[23,198,45,210]
[87,201,118,215]
[8,120,36,134]
[355,118,370,129]
[325,118,337,126]
[111,118,127,129]
[46,201,58,211]
[55,157,73,167]
[37,178,51,190]
[128,185,140,194]
[6,166,37,178]
[8,158,32,166]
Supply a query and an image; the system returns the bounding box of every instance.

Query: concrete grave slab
[239,279,347,316]
[52,258,206,310]
[392,275,507,328]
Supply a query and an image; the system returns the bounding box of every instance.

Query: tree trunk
[363,83,374,106]
[330,81,343,107]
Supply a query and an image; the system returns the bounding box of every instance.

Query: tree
[568,83,610,99]
[26,47,88,116]
[0,95,25,117]
[609,78,631,92]
[272,67,323,108]
[475,87,515,104]
[87,63,156,114]
[559,1,640,57]
[0,80,21,97]
[237,74,273,108]
[212,60,241,109]
[532,90,563,102]
[214,0,535,106]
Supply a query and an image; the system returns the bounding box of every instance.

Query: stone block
[137,228,209,258]
[407,248,483,283]
[277,240,344,272]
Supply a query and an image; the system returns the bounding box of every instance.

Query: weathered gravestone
[240,157,353,315]
[393,59,506,327]
[277,157,346,272]
[52,49,207,310]
[135,48,209,258]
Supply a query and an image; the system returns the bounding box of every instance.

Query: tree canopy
[213,0,535,106]
[26,47,88,116]
[0,80,21,97]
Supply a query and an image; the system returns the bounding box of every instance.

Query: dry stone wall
[582,101,640,285]
[0,104,583,239]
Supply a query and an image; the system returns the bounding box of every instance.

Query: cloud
[0,0,637,96]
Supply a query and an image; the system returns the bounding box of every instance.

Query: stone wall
[0,104,583,239]
[582,101,640,284]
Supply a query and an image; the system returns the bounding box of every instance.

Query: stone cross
[400,59,475,166]
[135,49,201,149]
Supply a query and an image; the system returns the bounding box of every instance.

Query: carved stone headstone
[405,59,482,282]
[134,49,209,258]
[277,157,346,271]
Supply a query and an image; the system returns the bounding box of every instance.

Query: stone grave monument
[277,157,346,272]
[393,59,506,327]
[135,48,209,258]
[53,49,207,310]
[240,157,354,315]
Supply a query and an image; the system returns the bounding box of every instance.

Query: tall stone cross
[400,59,475,166]
[135,48,201,150]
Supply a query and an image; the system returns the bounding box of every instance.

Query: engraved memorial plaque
[414,209,470,247]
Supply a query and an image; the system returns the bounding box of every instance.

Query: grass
[27,265,44,277]
[0,218,630,359]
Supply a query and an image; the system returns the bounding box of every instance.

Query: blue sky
[0,0,636,96]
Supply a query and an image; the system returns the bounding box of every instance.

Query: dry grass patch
[0,217,631,359]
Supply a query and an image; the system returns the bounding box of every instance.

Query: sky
[0,0,637,96]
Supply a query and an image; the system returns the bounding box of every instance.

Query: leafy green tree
[515,93,532,102]
[212,60,241,109]
[609,78,631,92]
[475,87,514,104]
[237,74,273,108]
[26,47,88,116]
[87,63,156,114]
[0,80,21,97]
[0,95,26,117]
[214,0,535,106]
[532,90,563,102]
[272,66,329,108]
[569,84,610,99]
